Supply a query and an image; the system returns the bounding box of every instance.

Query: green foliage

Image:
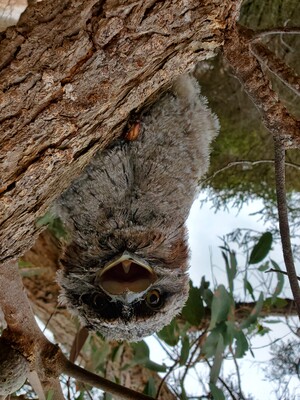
[270,260,285,303]
[209,383,225,400]
[240,292,264,329]
[249,232,273,264]
[209,334,225,384]
[143,377,156,397]
[89,336,113,374]
[36,211,68,240]
[157,318,181,346]
[179,336,190,366]
[209,285,234,330]
[199,276,214,308]
[233,330,249,358]
[181,282,204,326]
[220,246,237,294]
[131,341,167,373]
[155,227,284,398]
[75,393,86,400]
[46,390,54,400]
[198,30,300,227]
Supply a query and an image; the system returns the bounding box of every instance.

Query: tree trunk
[0,0,239,263]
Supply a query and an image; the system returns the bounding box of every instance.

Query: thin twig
[155,361,178,400]
[180,336,201,384]
[265,268,300,281]
[252,28,300,39]
[274,138,300,320]
[229,346,245,400]
[202,159,300,183]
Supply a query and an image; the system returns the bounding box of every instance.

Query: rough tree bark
[0,0,238,264]
[1,0,300,397]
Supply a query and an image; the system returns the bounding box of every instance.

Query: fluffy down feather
[54,74,219,341]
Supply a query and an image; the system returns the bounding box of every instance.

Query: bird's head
[58,249,190,341]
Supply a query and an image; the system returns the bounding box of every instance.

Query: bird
[54,74,219,341]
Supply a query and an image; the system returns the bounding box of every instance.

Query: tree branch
[60,357,154,400]
[251,42,300,97]
[251,27,300,40]
[0,260,65,399]
[265,268,300,281]
[223,24,300,148]
[273,138,300,320]
[201,159,300,184]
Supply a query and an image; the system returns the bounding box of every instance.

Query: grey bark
[0,0,236,263]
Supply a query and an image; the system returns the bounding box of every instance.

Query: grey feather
[54,74,219,341]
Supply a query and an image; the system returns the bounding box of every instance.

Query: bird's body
[55,74,219,341]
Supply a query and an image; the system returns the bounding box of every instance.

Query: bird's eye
[145,289,163,310]
[91,293,106,308]
[81,293,106,308]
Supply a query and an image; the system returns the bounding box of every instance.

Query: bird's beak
[96,252,157,296]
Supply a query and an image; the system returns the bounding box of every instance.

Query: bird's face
[58,250,189,341]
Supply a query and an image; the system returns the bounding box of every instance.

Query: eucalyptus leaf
[143,377,156,397]
[75,392,85,400]
[244,279,255,301]
[18,260,33,268]
[209,285,233,330]
[179,336,190,366]
[36,212,68,240]
[209,382,225,400]
[182,282,204,326]
[199,277,213,307]
[131,340,150,363]
[224,320,235,346]
[46,390,54,400]
[258,261,270,272]
[240,292,264,329]
[144,359,167,372]
[209,334,225,384]
[234,330,248,358]
[249,232,272,264]
[270,259,284,302]
[209,383,225,400]
[157,319,180,346]
[202,324,226,358]
[180,381,188,400]
[222,250,237,294]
